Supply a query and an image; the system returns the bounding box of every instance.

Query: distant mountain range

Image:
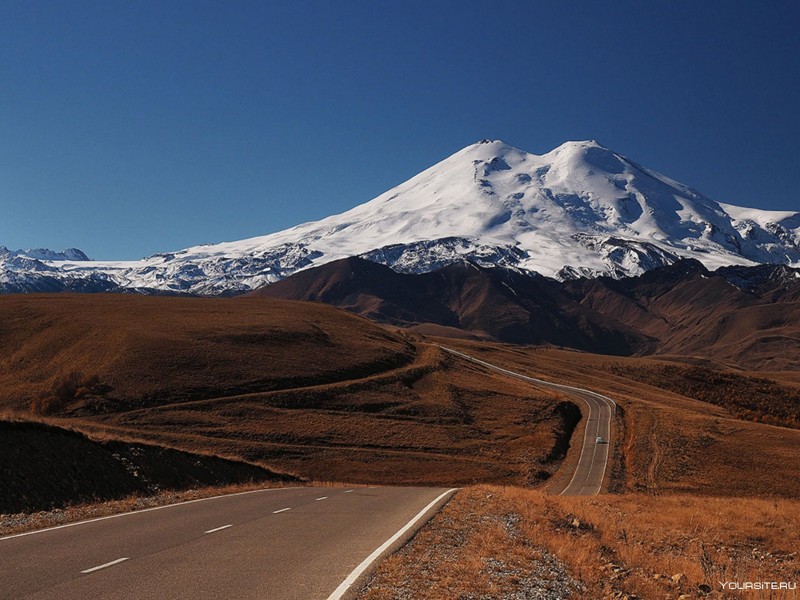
[252,257,800,370]
[3,139,799,294]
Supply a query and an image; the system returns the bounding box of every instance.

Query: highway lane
[0,486,455,600]
[438,346,616,496]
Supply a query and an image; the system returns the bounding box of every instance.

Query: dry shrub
[30,371,102,415]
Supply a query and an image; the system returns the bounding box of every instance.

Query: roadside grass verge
[0,479,368,538]
[0,482,288,537]
[357,486,800,600]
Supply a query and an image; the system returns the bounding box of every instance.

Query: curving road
[438,346,616,496]
[0,486,455,600]
[1,347,617,599]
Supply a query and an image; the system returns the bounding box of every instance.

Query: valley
[3,293,799,598]
[2,293,799,507]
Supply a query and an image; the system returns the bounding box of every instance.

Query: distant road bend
[0,486,456,600]
[438,346,616,496]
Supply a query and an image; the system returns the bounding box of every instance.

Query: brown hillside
[565,261,800,370]
[0,419,291,513]
[0,294,413,413]
[73,344,578,486]
[3,294,798,502]
[251,257,649,355]
[0,295,577,488]
[436,339,800,498]
[253,258,800,369]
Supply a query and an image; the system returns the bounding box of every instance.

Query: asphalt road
[439,346,616,495]
[0,486,455,600]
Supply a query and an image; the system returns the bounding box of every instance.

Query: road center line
[273,507,291,514]
[316,496,328,501]
[1,486,301,542]
[204,524,233,534]
[81,557,129,574]
[343,490,353,493]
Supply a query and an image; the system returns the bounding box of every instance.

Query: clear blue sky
[2,0,798,259]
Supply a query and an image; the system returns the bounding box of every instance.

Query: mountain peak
[462,138,520,156]
[546,139,616,159]
[2,139,799,295]
[0,247,91,262]
[558,139,607,149]
[458,140,618,167]
[469,138,609,152]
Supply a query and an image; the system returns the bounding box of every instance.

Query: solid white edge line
[272,507,291,514]
[326,488,457,600]
[0,487,301,542]
[80,557,129,574]
[204,524,233,534]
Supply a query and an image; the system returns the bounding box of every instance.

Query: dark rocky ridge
[0,420,295,514]
[252,258,800,370]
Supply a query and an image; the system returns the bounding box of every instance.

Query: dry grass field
[435,339,800,498]
[4,295,800,496]
[67,344,576,485]
[0,295,577,487]
[351,343,800,599]
[0,294,413,413]
[358,486,800,600]
[4,295,800,597]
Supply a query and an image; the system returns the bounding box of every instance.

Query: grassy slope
[4,294,800,497]
[0,294,413,412]
[71,345,575,485]
[0,295,574,487]
[436,339,800,498]
[5,295,800,597]
[356,341,800,598]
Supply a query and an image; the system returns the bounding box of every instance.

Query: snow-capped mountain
[0,247,90,262]
[3,140,799,294]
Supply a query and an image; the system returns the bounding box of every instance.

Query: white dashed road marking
[204,524,233,534]
[81,557,129,574]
